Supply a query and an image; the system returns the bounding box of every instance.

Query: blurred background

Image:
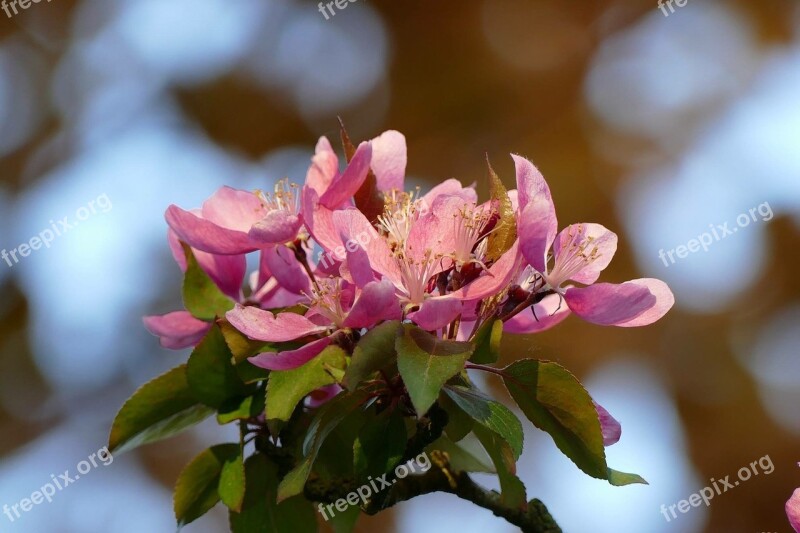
[0,0,798,531]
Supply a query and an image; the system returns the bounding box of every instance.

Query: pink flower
[788,466,800,532]
[143,229,246,349]
[166,137,374,255]
[594,402,621,446]
[302,132,406,253]
[166,185,294,255]
[329,186,517,331]
[511,155,674,331]
[226,279,401,370]
[143,311,212,350]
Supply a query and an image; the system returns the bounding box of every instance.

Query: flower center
[450,204,493,265]
[394,249,441,305]
[308,277,346,327]
[256,178,300,217]
[545,224,600,289]
[377,189,424,248]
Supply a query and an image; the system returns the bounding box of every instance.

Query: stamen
[450,204,494,265]
[394,249,441,305]
[546,225,601,288]
[377,188,424,247]
[307,277,346,327]
[255,178,300,217]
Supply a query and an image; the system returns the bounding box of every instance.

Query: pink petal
[248,210,303,245]
[343,280,401,329]
[305,137,339,196]
[248,337,332,371]
[166,205,260,254]
[302,186,342,253]
[319,141,372,209]
[507,189,519,212]
[420,178,477,208]
[512,155,552,211]
[408,297,463,331]
[552,223,618,285]
[450,241,522,301]
[333,210,382,288]
[614,279,675,327]
[518,196,558,273]
[226,304,328,342]
[787,487,800,532]
[594,402,621,446]
[405,214,449,265]
[166,187,268,255]
[143,312,212,350]
[262,244,311,295]
[171,228,245,301]
[332,209,402,287]
[503,294,571,334]
[306,384,343,408]
[256,284,306,309]
[370,130,406,192]
[168,228,189,271]
[255,248,273,292]
[339,246,375,288]
[406,194,476,262]
[198,253,246,301]
[456,320,475,342]
[201,186,266,231]
[563,282,657,326]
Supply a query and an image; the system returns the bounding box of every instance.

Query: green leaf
[608,469,648,486]
[277,392,368,502]
[109,365,214,454]
[426,434,495,474]
[329,504,361,533]
[396,325,473,415]
[471,319,503,364]
[353,409,407,479]
[473,425,527,509]
[217,391,266,425]
[484,159,517,263]
[266,346,348,433]
[230,455,316,533]
[443,385,523,460]
[235,361,271,384]
[219,447,246,512]
[174,444,241,526]
[502,359,646,486]
[315,405,369,481]
[344,320,401,391]
[182,244,235,320]
[187,325,254,408]
[440,392,474,442]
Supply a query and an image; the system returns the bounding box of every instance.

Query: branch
[364,466,561,533]
[269,402,563,532]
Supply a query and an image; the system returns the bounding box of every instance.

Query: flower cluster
[129,128,676,531]
[146,129,673,370]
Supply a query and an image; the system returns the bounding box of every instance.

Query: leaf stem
[465,363,507,377]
